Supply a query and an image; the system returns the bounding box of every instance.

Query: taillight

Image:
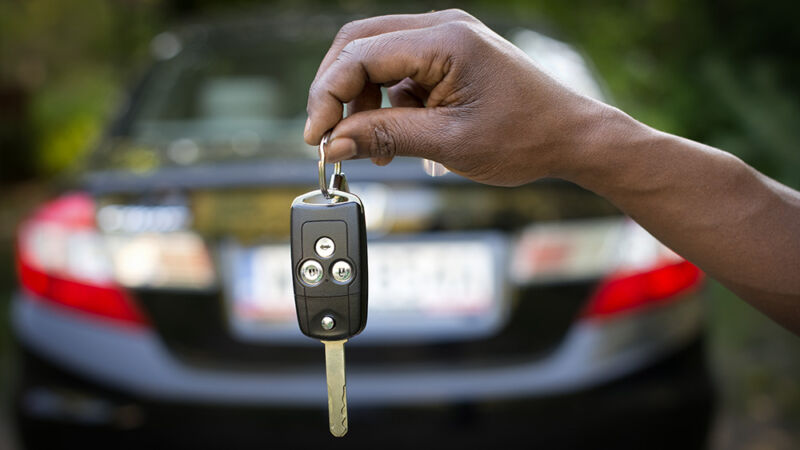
[581,260,704,320]
[15,192,149,328]
[510,217,705,319]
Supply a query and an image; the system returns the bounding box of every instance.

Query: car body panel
[13,288,704,406]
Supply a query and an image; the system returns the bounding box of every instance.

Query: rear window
[92,24,333,170]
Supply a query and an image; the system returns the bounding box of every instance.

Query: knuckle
[441,8,478,23]
[438,20,483,56]
[371,119,399,160]
[335,20,360,42]
[440,19,474,38]
[335,17,377,44]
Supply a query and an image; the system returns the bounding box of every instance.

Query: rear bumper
[12,290,706,406]
[12,290,715,448]
[13,338,715,450]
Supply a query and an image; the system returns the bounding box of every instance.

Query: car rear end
[10,16,714,450]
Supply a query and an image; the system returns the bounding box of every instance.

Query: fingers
[387,78,429,108]
[325,106,453,164]
[305,23,463,145]
[310,11,450,127]
[306,10,480,145]
[351,80,429,164]
[313,9,477,87]
[314,14,433,84]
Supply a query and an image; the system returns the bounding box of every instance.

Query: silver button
[315,237,335,258]
[331,260,353,284]
[321,315,335,330]
[299,260,323,286]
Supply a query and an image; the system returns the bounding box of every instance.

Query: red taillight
[581,260,704,320]
[15,192,148,328]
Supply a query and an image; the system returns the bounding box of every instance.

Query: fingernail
[303,117,311,139]
[327,137,357,162]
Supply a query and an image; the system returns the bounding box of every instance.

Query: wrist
[549,98,652,194]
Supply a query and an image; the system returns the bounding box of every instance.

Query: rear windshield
[92,22,336,170]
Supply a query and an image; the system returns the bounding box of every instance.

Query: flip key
[290,132,368,437]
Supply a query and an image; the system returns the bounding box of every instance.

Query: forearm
[559,102,800,330]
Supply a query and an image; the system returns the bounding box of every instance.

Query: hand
[304,9,611,186]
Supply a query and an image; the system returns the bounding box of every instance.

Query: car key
[290,132,368,437]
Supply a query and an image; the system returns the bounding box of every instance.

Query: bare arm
[303,10,800,334]
[566,107,800,332]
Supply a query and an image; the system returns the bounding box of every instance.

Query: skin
[304,9,800,335]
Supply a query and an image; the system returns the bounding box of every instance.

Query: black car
[11,13,714,450]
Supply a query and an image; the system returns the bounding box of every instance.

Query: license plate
[221,234,508,344]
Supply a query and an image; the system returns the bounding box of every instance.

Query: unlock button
[331,261,353,284]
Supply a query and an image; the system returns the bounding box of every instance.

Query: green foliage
[0,0,163,179]
[30,70,117,174]
[525,0,800,188]
[1,0,798,187]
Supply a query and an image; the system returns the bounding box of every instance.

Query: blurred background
[1,0,799,449]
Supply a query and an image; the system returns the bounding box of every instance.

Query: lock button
[299,260,324,286]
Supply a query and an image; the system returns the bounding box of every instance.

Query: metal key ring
[318,131,341,199]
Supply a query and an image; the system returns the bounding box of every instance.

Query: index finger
[305,24,459,146]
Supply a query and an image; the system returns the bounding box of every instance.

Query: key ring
[318,131,342,199]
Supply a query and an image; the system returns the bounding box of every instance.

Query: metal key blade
[323,339,348,437]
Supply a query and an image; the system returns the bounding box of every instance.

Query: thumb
[326,107,450,165]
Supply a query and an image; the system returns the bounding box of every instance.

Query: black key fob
[291,189,368,341]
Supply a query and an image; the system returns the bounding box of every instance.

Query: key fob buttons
[299,259,324,286]
[315,236,335,258]
[331,260,353,284]
[291,190,368,340]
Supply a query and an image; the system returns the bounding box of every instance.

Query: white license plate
[221,234,508,343]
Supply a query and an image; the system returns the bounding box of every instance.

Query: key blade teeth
[327,381,348,437]
[324,340,348,437]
